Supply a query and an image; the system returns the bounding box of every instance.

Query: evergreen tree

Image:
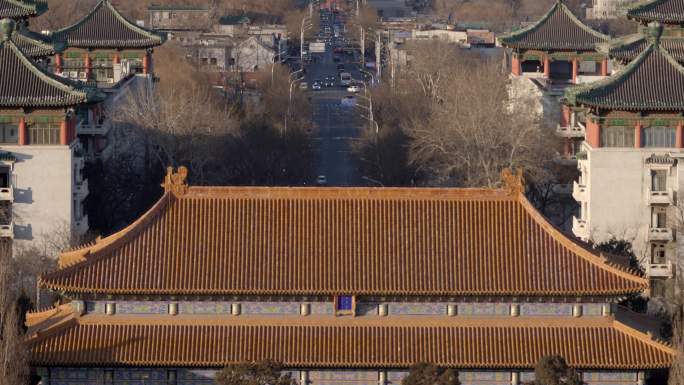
[401,363,460,385]
[532,356,583,385]
[215,360,298,385]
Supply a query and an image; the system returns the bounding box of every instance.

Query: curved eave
[62,38,163,50]
[0,0,47,18]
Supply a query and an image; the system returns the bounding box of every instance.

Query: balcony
[645,262,673,278]
[554,153,578,166]
[0,222,13,239]
[649,227,673,242]
[556,123,585,138]
[572,216,589,240]
[572,181,588,202]
[0,187,13,202]
[648,188,674,205]
[76,120,111,136]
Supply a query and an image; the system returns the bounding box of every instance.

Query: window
[336,296,354,313]
[0,122,18,144]
[28,126,60,145]
[600,126,634,147]
[643,126,676,148]
[651,169,667,192]
[650,279,666,297]
[652,207,667,228]
[210,57,218,65]
[651,243,666,264]
[0,166,10,188]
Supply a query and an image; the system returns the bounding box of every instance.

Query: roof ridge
[515,195,649,290]
[47,192,172,278]
[612,319,678,355]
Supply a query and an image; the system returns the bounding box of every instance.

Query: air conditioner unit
[78,72,88,79]
[70,71,78,78]
[107,78,115,84]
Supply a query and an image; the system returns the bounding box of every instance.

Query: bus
[339,72,352,86]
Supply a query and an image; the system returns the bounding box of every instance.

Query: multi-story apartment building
[28,168,673,384]
[0,18,103,251]
[586,0,639,20]
[563,0,684,290]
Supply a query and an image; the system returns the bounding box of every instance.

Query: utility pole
[360,26,365,67]
[375,32,381,79]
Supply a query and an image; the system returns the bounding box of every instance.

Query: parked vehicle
[316,175,327,185]
[312,81,322,90]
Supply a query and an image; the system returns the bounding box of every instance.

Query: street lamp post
[285,72,305,134]
[300,16,313,71]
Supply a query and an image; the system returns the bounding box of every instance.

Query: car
[340,95,356,107]
[336,63,345,70]
[298,82,308,90]
[312,81,322,90]
[347,84,362,93]
[316,175,327,185]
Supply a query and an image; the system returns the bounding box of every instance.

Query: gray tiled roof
[0,28,101,107]
[608,34,684,63]
[628,0,684,24]
[12,26,60,58]
[0,0,46,19]
[566,41,684,111]
[499,1,609,51]
[52,0,164,49]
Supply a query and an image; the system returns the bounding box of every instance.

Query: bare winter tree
[0,241,30,385]
[377,41,557,188]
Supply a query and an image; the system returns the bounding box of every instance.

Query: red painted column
[563,138,572,155]
[54,53,63,74]
[18,117,26,145]
[60,118,68,145]
[676,122,683,148]
[143,52,150,74]
[543,56,550,78]
[635,121,642,148]
[600,58,609,76]
[511,54,521,76]
[572,59,578,84]
[84,53,92,79]
[113,52,121,64]
[561,105,571,127]
[586,117,601,148]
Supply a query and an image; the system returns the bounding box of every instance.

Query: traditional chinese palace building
[0,18,103,250]
[604,0,684,66]
[27,168,673,385]
[499,1,610,84]
[564,22,684,289]
[51,0,164,86]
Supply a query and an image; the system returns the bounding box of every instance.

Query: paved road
[304,13,367,186]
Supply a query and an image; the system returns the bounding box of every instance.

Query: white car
[347,84,362,93]
[312,82,322,90]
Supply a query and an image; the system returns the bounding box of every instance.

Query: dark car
[336,63,345,71]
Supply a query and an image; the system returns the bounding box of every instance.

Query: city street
[303,10,368,186]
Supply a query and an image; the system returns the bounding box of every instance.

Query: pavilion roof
[498,1,609,51]
[40,168,647,298]
[606,33,684,63]
[627,0,684,24]
[0,0,46,19]
[27,304,675,369]
[51,0,164,49]
[12,25,62,58]
[567,32,684,111]
[0,20,101,108]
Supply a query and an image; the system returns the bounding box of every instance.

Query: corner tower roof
[40,168,647,298]
[52,0,164,49]
[0,0,46,19]
[498,1,609,51]
[0,20,101,108]
[567,32,684,111]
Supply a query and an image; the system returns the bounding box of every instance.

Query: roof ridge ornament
[647,21,663,45]
[1,19,15,41]
[162,166,189,197]
[501,168,525,195]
